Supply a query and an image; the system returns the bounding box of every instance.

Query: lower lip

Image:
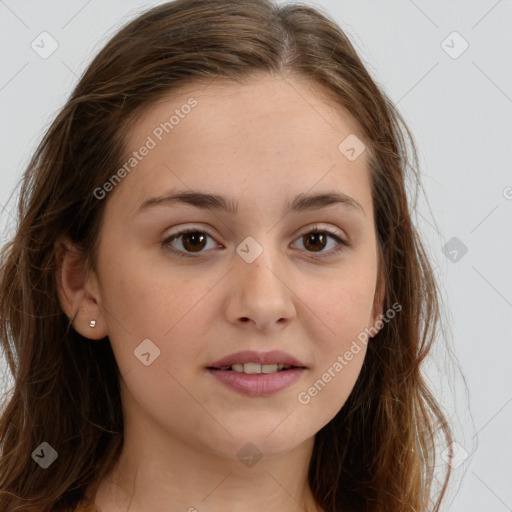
[206,368,306,396]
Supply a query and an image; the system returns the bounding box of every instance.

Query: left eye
[291,228,347,256]
[162,226,348,258]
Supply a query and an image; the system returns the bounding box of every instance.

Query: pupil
[305,233,326,251]
[183,232,206,252]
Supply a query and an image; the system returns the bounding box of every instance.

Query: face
[88,73,382,460]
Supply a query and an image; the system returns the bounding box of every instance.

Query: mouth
[207,350,307,374]
[206,351,307,395]
[207,363,304,374]
[206,364,306,396]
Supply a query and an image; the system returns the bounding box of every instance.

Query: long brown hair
[0,0,453,510]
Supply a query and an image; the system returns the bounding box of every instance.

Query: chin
[204,425,314,460]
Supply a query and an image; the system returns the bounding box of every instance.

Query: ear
[55,235,107,340]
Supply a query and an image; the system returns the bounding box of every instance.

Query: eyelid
[161,222,349,258]
[297,223,347,240]
[162,224,218,243]
[163,222,347,242]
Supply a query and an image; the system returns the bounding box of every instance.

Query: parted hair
[0,0,452,510]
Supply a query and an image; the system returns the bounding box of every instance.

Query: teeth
[262,364,278,374]
[239,363,260,374]
[229,363,292,374]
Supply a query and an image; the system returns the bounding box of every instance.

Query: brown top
[67,499,99,512]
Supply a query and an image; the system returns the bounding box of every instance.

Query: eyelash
[161,225,349,259]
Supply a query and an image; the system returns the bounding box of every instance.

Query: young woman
[0,0,454,510]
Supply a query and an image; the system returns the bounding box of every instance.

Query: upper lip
[208,350,307,369]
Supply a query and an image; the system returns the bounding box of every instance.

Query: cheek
[118,355,206,443]
[297,345,366,425]
[97,253,217,377]
[97,243,183,331]
[301,267,375,398]
[309,267,376,337]
[296,280,372,416]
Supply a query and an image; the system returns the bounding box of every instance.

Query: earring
[89,320,96,328]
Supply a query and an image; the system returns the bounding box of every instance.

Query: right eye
[162,228,220,258]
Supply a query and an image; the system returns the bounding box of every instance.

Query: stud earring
[89,320,96,328]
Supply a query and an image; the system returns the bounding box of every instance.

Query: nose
[224,243,296,332]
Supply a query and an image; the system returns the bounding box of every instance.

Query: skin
[57,72,384,512]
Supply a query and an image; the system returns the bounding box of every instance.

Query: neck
[87,415,323,512]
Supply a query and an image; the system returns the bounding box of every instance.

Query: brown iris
[180,232,207,252]
[302,232,328,252]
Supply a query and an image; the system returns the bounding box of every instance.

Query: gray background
[1,1,511,510]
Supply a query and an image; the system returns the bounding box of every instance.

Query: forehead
[127,73,364,149]
[112,73,372,217]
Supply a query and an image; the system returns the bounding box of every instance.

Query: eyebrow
[137,189,365,216]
